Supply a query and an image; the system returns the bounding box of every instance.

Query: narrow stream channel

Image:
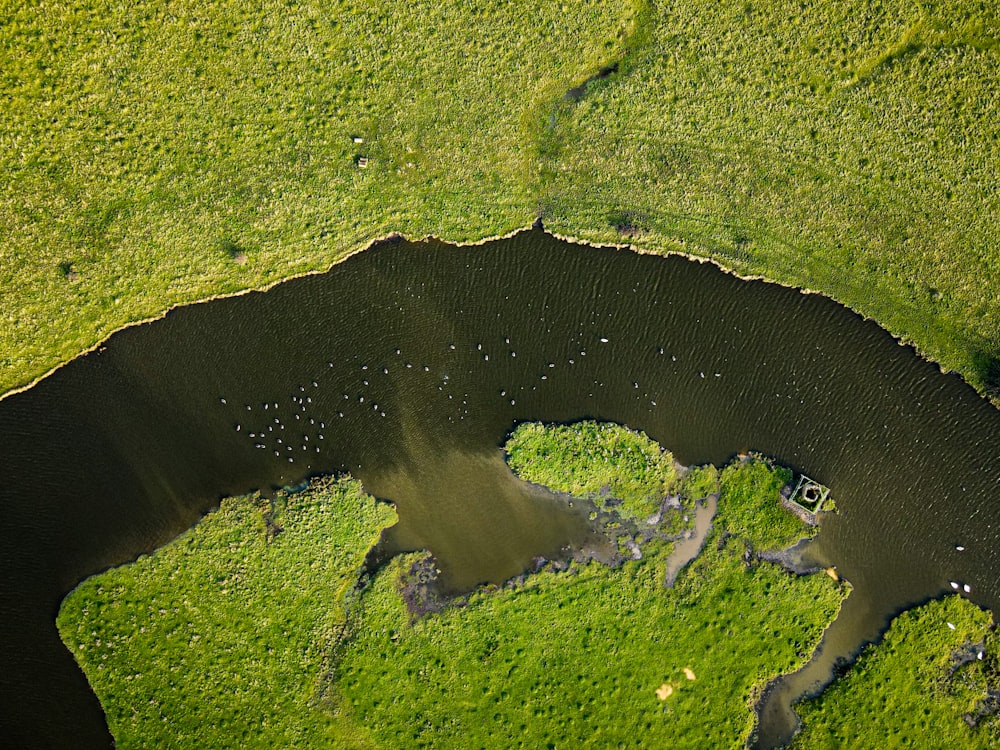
[2,229,998,748]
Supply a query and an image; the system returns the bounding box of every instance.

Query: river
[1,228,998,747]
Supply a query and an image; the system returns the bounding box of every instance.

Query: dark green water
[2,229,999,748]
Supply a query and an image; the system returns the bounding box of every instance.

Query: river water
[2,229,999,748]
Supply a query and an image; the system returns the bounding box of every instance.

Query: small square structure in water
[788,474,831,514]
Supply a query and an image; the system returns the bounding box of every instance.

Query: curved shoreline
[0,223,969,404]
[5,225,999,746]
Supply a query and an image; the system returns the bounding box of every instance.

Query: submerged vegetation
[2,1,1000,396]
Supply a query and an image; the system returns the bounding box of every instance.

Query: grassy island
[2,1,1000,397]
[57,422,822,746]
[58,422,998,746]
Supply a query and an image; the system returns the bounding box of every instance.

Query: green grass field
[2,1,999,396]
[793,595,997,748]
[57,422,997,747]
[53,423,826,747]
[57,477,396,748]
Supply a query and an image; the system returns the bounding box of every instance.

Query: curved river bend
[2,229,999,748]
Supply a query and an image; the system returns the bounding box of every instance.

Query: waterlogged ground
[57,423,994,747]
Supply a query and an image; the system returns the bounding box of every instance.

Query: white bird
[947,622,956,630]
[950,581,960,590]
[964,584,972,593]
[956,545,965,551]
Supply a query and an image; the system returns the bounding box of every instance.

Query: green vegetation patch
[794,595,998,748]
[57,476,395,749]
[332,484,843,748]
[717,457,802,551]
[3,1,1000,399]
[505,420,677,521]
[676,464,720,504]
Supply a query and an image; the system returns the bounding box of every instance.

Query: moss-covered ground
[3,1,1000,396]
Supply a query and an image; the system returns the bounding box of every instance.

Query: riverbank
[56,421,998,746]
[2,1,999,397]
[57,476,396,748]
[57,423,845,746]
[793,595,997,747]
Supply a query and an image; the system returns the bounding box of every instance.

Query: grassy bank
[57,476,395,748]
[2,1,1000,396]
[59,422,847,747]
[793,595,998,747]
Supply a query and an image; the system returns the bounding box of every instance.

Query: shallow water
[2,229,999,748]
[663,494,718,587]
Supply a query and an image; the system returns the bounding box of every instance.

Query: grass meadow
[1,1,999,395]
[60,423,999,747]
[57,476,395,748]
